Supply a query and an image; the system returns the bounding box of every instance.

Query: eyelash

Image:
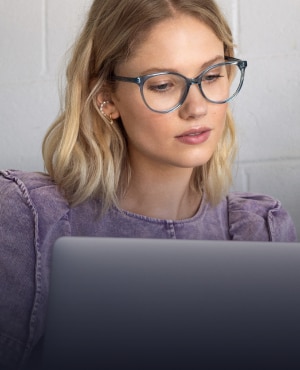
[202,74,224,83]
[148,82,174,93]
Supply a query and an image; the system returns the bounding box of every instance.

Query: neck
[119,164,201,220]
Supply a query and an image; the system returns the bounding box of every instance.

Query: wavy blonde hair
[43,0,237,210]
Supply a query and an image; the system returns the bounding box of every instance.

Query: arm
[0,172,38,369]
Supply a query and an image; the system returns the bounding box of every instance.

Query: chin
[178,154,214,169]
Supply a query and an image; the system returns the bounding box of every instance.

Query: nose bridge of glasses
[183,76,207,102]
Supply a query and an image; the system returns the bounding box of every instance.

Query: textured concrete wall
[1,0,299,238]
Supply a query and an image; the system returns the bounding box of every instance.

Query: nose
[179,83,208,119]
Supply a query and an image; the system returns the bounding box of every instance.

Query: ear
[96,90,120,120]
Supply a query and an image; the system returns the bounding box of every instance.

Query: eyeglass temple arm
[225,56,248,70]
[112,75,141,84]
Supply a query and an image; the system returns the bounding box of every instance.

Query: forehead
[116,14,224,76]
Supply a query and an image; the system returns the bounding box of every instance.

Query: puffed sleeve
[227,192,297,242]
[0,171,38,369]
[0,170,72,370]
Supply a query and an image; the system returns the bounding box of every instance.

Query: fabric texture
[0,170,297,369]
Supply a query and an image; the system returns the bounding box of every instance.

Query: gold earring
[100,101,114,125]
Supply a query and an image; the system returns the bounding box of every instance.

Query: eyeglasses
[112,57,247,114]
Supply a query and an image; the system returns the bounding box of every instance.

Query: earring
[100,101,114,125]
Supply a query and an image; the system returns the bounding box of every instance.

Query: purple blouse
[0,170,297,369]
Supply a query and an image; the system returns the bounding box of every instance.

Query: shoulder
[1,169,61,196]
[0,169,69,219]
[226,192,297,242]
[0,170,71,368]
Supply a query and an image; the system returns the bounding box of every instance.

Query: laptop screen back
[42,237,300,370]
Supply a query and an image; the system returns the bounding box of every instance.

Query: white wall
[0,1,299,238]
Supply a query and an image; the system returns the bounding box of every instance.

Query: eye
[147,81,175,93]
[202,74,224,83]
[144,73,184,94]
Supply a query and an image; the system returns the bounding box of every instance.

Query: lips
[175,127,212,145]
[177,127,211,137]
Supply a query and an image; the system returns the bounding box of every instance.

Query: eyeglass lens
[142,63,241,112]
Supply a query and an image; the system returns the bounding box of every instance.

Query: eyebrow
[139,55,225,76]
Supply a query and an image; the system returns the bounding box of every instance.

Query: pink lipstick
[175,128,212,145]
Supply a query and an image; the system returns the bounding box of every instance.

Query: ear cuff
[100,101,114,125]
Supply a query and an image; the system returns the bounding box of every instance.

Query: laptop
[41,237,300,370]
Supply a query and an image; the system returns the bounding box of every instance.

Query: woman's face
[111,14,228,172]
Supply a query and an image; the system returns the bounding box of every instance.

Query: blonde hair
[43,0,237,210]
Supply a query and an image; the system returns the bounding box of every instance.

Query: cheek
[112,86,149,124]
[113,89,168,136]
[212,104,228,128]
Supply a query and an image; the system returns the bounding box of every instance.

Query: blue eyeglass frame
[112,57,247,113]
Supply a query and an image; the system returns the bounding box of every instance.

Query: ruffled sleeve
[0,170,71,370]
[227,192,297,242]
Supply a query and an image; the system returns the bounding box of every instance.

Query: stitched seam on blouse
[226,196,234,240]
[1,172,42,365]
[112,200,207,225]
[165,221,177,239]
[267,200,281,241]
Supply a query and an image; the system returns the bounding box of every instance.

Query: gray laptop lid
[42,237,300,370]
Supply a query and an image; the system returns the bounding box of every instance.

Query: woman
[0,0,296,368]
